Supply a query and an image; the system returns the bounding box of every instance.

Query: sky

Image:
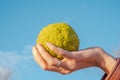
[0,0,120,80]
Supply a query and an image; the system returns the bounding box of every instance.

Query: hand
[32,42,116,75]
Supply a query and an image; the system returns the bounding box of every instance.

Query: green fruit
[36,22,79,60]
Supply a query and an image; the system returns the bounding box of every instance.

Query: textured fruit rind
[36,22,79,60]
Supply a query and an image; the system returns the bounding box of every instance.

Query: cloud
[0,45,33,80]
[0,67,12,80]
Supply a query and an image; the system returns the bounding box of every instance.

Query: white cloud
[0,45,33,80]
[0,67,12,80]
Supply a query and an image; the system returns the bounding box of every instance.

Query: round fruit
[36,22,79,60]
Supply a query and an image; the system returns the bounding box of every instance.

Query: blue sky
[0,0,120,80]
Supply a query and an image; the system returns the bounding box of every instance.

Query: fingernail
[46,42,51,46]
[46,42,53,50]
[37,43,42,47]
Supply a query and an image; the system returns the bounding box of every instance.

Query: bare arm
[32,42,116,75]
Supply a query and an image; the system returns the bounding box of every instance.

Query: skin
[32,42,116,75]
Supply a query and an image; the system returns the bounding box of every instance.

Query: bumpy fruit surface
[36,22,79,60]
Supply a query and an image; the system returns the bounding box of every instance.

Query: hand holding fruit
[32,42,102,74]
[32,22,116,75]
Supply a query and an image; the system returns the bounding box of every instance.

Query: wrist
[96,48,116,74]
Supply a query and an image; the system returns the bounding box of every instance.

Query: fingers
[32,46,47,70]
[32,46,58,70]
[32,46,70,74]
[36,44,58,66]
[32,45,73,74]
[46,42,72,58]
[33,44,62,68]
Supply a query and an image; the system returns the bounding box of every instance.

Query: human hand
[32,42,116,75]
